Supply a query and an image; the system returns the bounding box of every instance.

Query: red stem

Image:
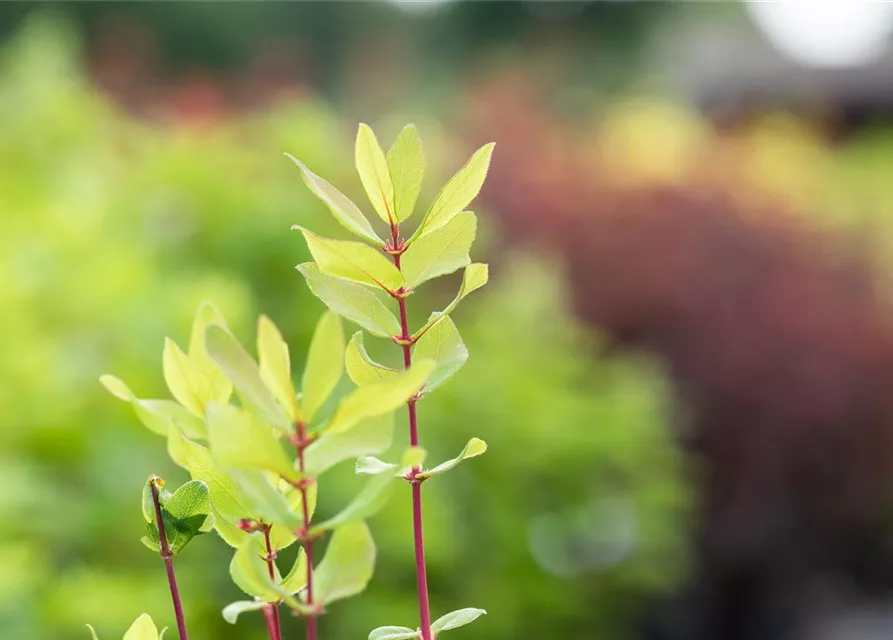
[150,480,190,640]
[392,242,433,640]
[296,422,318,640]
[262,526,282,640]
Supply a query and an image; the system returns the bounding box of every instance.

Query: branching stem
[296,421,319,640]
[149,479,190,640]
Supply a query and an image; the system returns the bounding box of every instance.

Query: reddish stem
[391,240,433,640]
[296,422,319,640]
[262,526,282,640]
[149,479,190,640]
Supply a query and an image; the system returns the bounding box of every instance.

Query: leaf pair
[140,477,214,555]
[368,608,487,640]
[356,438,488,481]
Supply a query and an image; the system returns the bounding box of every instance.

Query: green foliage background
[0,17,690,640]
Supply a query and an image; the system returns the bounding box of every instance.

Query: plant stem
[296,422,318,640]
[391,248,433,640]
[262,526,283,640]
[149,479,190,640]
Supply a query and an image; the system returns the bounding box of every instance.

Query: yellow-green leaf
[431,608,487,633]
[281,547,308,594]
[297,263,401,338]
[301,311,344,421]
[387,124,425,223]
[314,521,376,604]
[257,315,300,421]
[222,600,268,625]
[356,123,395,224]
[300,228,403,292]
[312,472,395,533]
[412,316,468,394]
[226,469,304,531]
[345,332,399,386]
[418,437,487,479]
[188,301,233,406]
[286,153,383,245]
[412,263,489,340]
[410,142,494,242]
[304,413,394,477]
[100,375,206,439]
[122,614,160,640]
[325,359,435,435]
[401,212,476,288]
[163,338,212,417]
[230,533,284,602]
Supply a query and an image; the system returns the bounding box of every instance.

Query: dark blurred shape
[474,92,893,640]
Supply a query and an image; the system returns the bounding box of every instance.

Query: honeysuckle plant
[289,123,493,640]
[101,305,429,640]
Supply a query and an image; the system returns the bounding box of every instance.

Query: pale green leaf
[163,338,214,417]
[418,438,487,480]
[304,413,394,477]
[412,316,468,394]
[313,472,395,533]
[401,213,476,289]
[280,547,308,594]
[257,315,300,421]
[412,263,488,341]
[345,332,399,386]
[401,446,427,469]
[325,360,435,435]
[188,301,233,406]
[300,228,403,292]
[354,456,398,476]
[356,123,395,224]
[286,153,383,244]
[368,627,419,640]
[387,124,425,223]
[302,311,344,420]
[430,608,487,633]
[206,403,299,483]
[297,263,401,338]
[100,375,206,439]
[222,600,268,624]
[226,469,304,531]
[86,624,100,640]
[230,533,284,602]
[123,614,160,640]
[205,325,291,433]
[410,142,494,242]
[314,521,376,604]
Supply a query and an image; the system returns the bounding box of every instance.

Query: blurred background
[5,2,893,639]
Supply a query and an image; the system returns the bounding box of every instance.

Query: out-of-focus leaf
[430,608,487,633]
[312,472,395,533]
[122,614,161,640]
[354,456,398,476]
[226,469,303,531]
[299,228,403,292]
[314,521,376,604]
[324,360,434,435]
[222,600,268,625]
[356,123,395,224]
[409,142,494,242]
[188,301,233,407]
[401,213,476,289]
[387,124,425,223]
[280,547,308,594]
[418,438,487,480]
[401,446,427,469]
[99,375,206,439]
[206,403,298,483]
[345,332,399,387]
[302,311,344,421]
[412,263,488,340]
[286,153,383,244]
[230,533,284,602]
[297,264,401,338]
[205,325,291,433]
[163,338,214,417]
[304,413,394,477]
[412,316,468,394]
[368,626,419,640]
[257,315,300,421]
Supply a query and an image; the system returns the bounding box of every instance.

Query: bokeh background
[5,2,893,639]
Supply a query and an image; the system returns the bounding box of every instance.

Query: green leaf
[412,263,488,341]
[86,624,100,640]
[205,325,291,433]
[412,316,468,394]
[257,315,300,421]
[345,332,399,386]
[387,124,425,223]
[302,311,345,421]
[188,301,233,407]
[304,413,394,477]
[410,142,494,242]
[313,472,395,533]
[164,338,218,417]
[226,469,304,531]
[324,360,435,435]
[369,626,419,640]
[401,212,476,289]
[230,533,284,602]
[314,521,376,604]
[141,477,171,523]
[143,480,214,555]
[222,600,268,624]
[100,375,206,439]
[430,608,487,633]
[300,228,403,292]
[297,263,401,338]
[280,547,308,594]
[356,123,395,225]
[354,456,398,476]
[418,438,487,480]
[123,614,161,640]
[286,153,383,245]
[206,403,299,483]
